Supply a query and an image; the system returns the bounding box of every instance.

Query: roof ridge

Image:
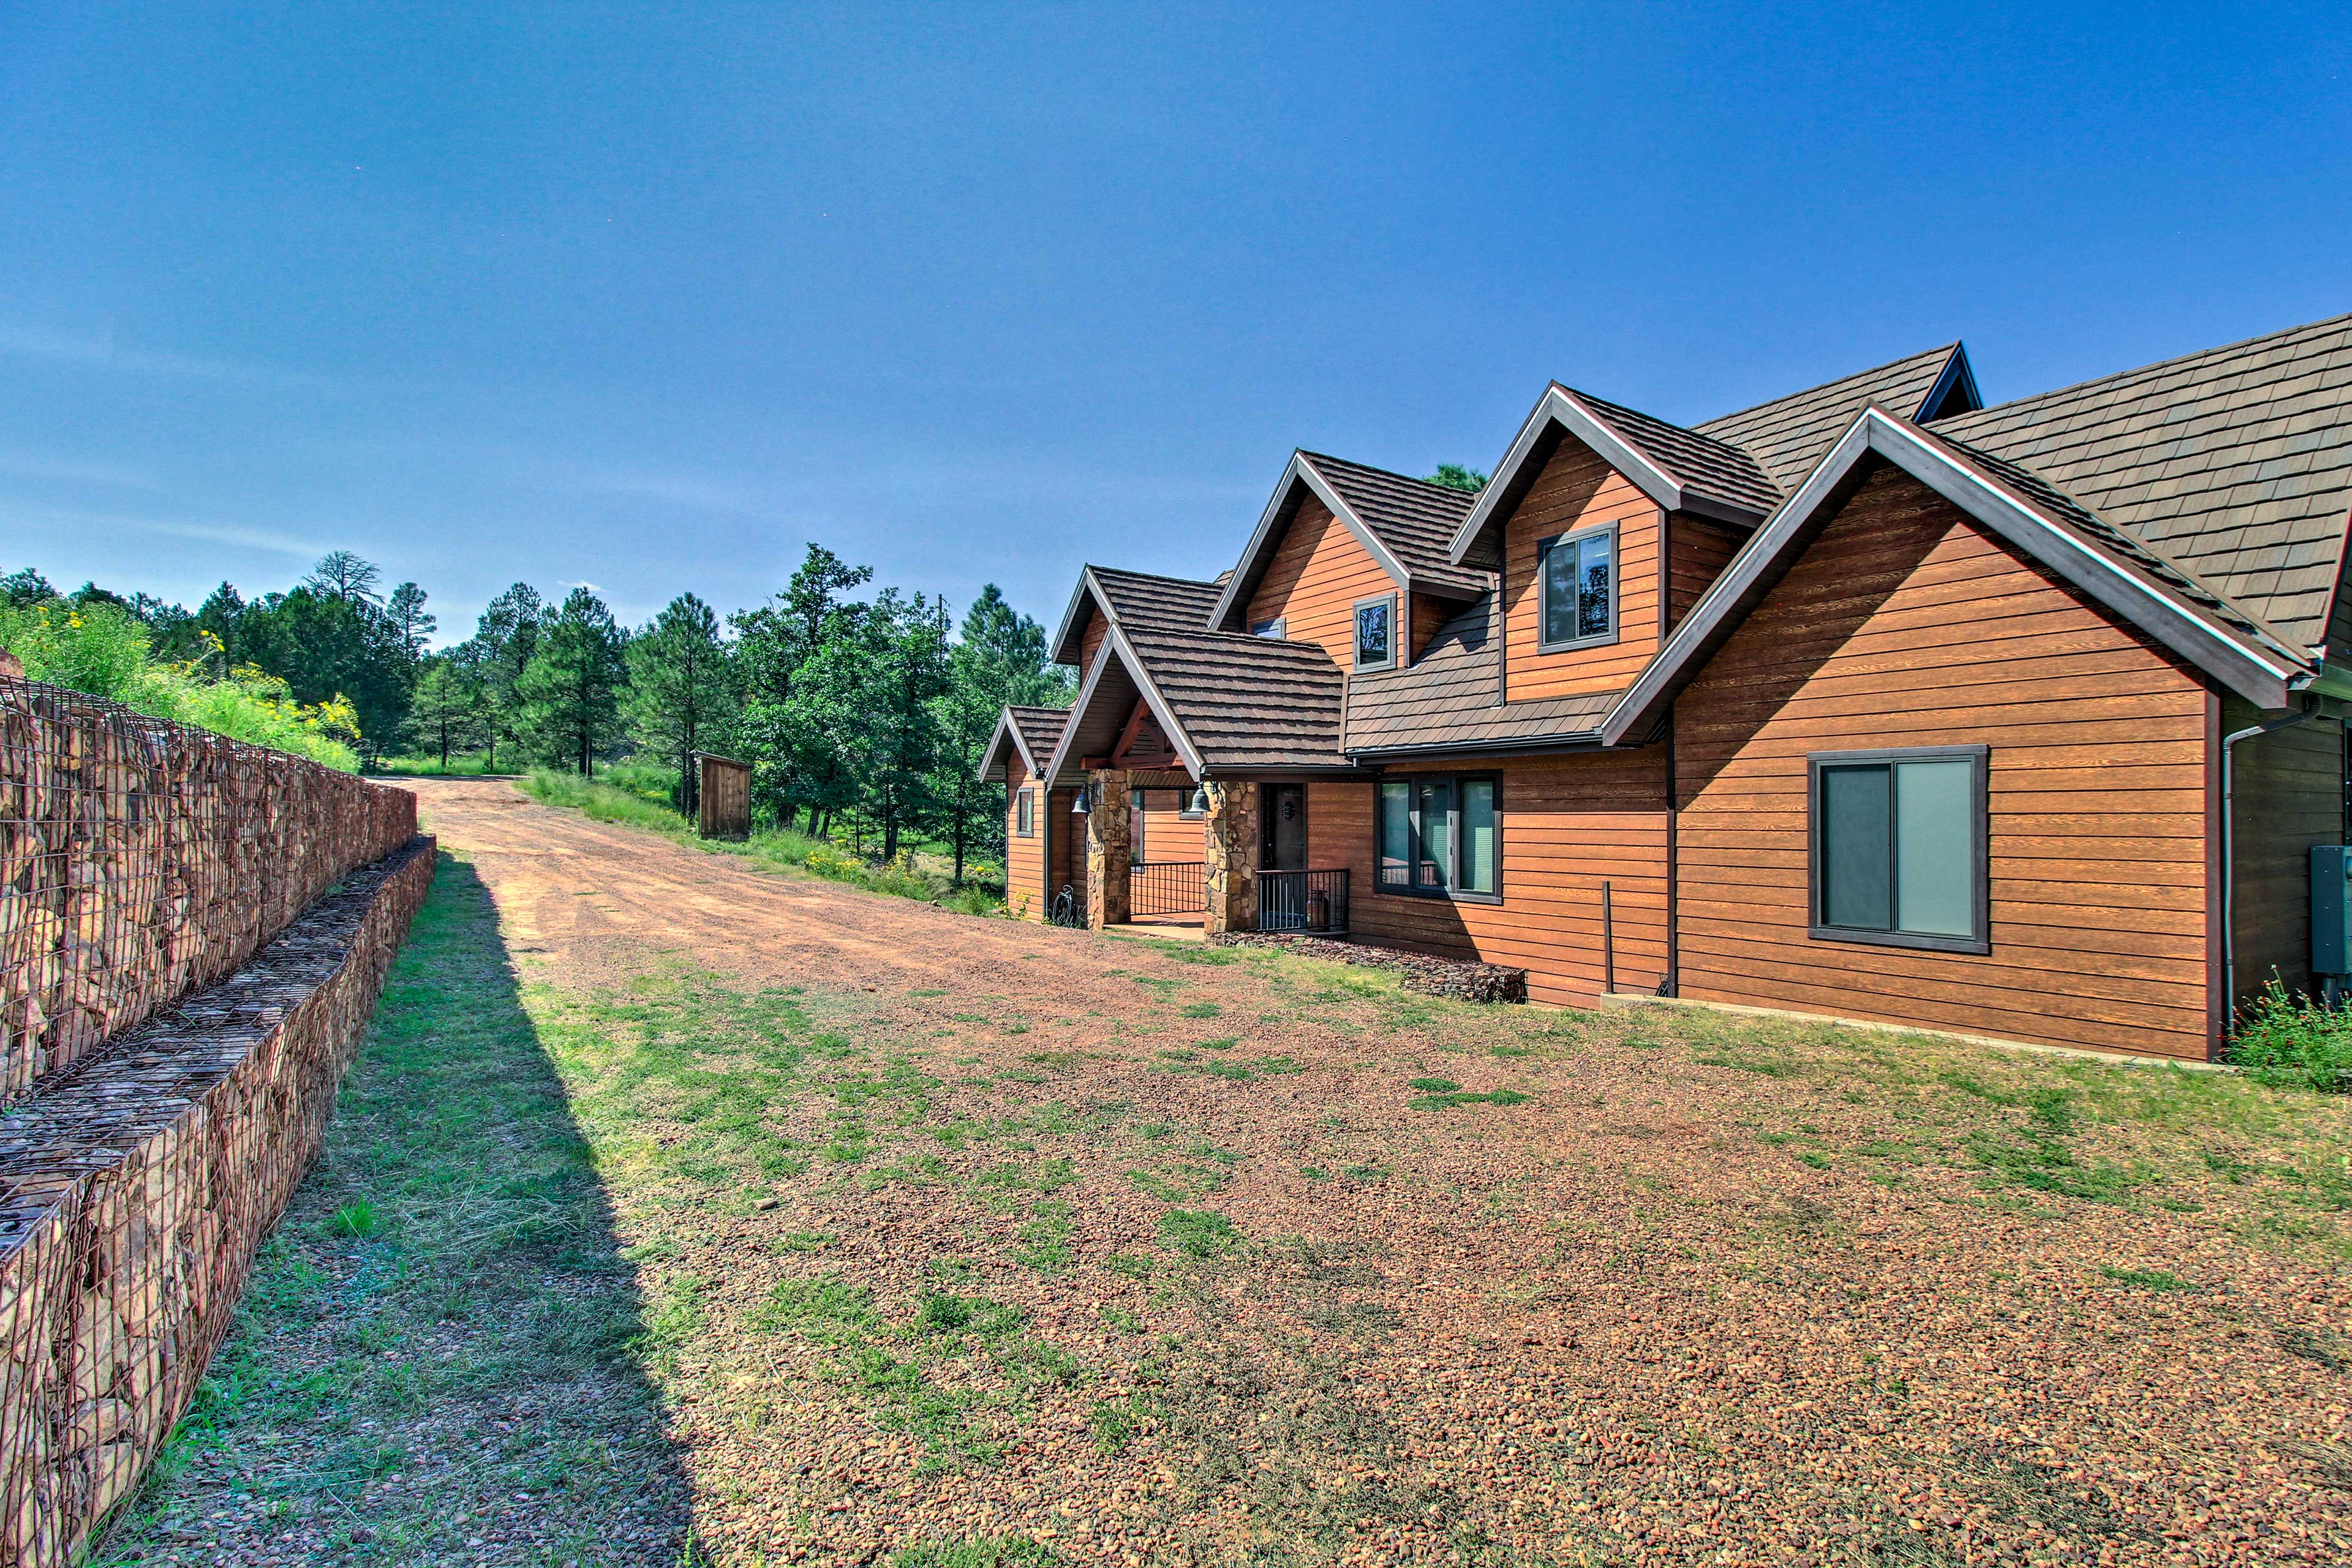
[1695,342,1961,428]
[1947,311,2352,423]
[1298,450,1482,500]
[1085,564,1221,589]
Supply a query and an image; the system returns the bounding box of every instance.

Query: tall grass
[371,753,510,777]
[519,769,1008,916]
[2228,975,2352,1091]
[0,598,361,770]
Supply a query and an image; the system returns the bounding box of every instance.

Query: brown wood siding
[1246,497,1397,671]
[1078,608,1108,679]
[1501,443,1665,699]
[1409,594,1449,662]
[1667,514,1746,630]
[2224,696,2345,1011]
[1306,747,1670,1008]
[1049,788,1088,917]
[1004,756,1047,921]
[1673,464,2215,1060]
[1131,788,1208,864]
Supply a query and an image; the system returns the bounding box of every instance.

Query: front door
[1261,783,1307,871]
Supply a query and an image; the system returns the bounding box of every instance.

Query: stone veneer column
[1085,768,1132,928]
[1201,779,1259,935]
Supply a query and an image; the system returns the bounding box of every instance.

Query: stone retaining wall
[1,676,418,1110]
[0,834,435,1568]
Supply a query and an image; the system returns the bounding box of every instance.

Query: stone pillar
[1202,779,1259,935]
[1085,768,1131,928]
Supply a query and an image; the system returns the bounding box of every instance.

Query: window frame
[1250,616,1287,639]
[1806,744,1990,955]
[1534,522,1620,654]
[1014,785,1036,839]
[1372,769,1502,903]
[1351,592,1398,673]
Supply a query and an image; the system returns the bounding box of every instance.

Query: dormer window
[1353,594,1396,672]
[1251,617,1286,639]
[1537,525,1616,651]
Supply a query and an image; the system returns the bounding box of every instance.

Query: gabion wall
[0,676,417,1109]
[0,677,434,1566]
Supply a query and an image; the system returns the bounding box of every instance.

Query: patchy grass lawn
[100,828,2352,1566]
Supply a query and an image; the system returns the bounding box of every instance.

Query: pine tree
[407,658,475,769]
[516,588,627,775]
[624,593,737,816]
[931,584,1071,884]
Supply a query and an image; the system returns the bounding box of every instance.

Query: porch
[1079,769,1354,938]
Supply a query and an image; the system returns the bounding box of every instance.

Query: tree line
[3,544,1071,881]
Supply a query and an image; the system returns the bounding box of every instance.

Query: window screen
[1813,750,1985,949]
[1355,597,1394,669]
[1459,778,1498,895]
[1539,528,1615,647]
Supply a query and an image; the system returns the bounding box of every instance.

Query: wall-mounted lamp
[1072,787,1090,813]
[1188,786,1210,815]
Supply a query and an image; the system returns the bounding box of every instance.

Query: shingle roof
[1298,454,1491,597]
[1006,705,1071,764]
[1087,567,1226,634]
[1123,628,1349,771]
[1343,596,1615,755]
[1697,344,1967,489]
[1931,314,2352,652]
[1564,391,1784,516]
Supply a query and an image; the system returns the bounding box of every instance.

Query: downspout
[2220,702,2321,1025]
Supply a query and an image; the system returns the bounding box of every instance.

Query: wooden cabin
[984,314,2352,1060]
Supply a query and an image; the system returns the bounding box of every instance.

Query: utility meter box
[2314,846,2352,976]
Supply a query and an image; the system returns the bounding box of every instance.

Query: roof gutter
[1344,728,1607,763]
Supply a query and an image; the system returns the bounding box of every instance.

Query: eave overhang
[1041,627,1210,787]
[976,707,1040,783]
[1448,385,1771,566]
[1600,407,2320,745]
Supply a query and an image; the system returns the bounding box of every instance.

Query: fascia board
[1040,640,1120,788]
[1048,570,1103,667]
[1600,409,2303,744]
[1292,457,1417,595]
[1207,454,1315,631]
[974,707,1037,783]
[1449,389,1561,563]
[1105,625,1211,779]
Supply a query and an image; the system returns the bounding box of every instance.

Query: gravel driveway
[276,782,2352,1563]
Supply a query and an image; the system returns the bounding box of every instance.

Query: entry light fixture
[1189,786,1210,815]
[1072,786,1090,813]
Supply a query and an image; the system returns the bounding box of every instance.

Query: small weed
[892,1536,1060,1567]
[1198,1036,1239,1051]
[1795,1151,1833,1170]
[1159,1208,1238,1257]
[1099,1304,1144,1333]
[1300,1164,1332,1181]
[2099,1265,2193,1292]
[1180,1002,1223,1019]
[327,1200,379,1240]
[1106,1251,1155,1281]
[919,1292,979,1332]
[771,1231,837,1253]
[1409,1077,1461,1093]
[1088,1393,1155,1454]
[1014,1203,1075,1273]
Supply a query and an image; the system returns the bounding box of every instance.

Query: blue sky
[2,2,2346,644]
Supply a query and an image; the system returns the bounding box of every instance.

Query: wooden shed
[696,754,753,839]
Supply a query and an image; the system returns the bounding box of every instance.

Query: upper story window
[1809,746,1988,954]
[1354,594,1396,671]
[1251,617,1286,639]
[1537,525,1616,651]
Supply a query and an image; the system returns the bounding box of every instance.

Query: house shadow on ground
[94,854,698,1567]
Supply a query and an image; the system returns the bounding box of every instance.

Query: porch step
[1205,933,1527,1004]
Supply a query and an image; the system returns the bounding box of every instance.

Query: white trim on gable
[1600,407,2315,745]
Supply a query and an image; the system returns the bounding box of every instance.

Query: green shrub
[0,599,361,770]
[2228,976,2352,1091]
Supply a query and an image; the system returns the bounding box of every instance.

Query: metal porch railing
[1259,869,1349,935]
[1132,861,1207,916]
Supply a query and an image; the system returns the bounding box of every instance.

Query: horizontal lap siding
[1248,499,1398,672]
[1133,791,1208,864]
[1306,749,1670,1008]
[1504,443,1664,699]
[1674,464,2215,1059]
[1079,610,1108,679]
[2225,695,2344,1008]
[1668,514,1745,628]
[1005,758,1046,921]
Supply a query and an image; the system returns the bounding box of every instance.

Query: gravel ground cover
[96,782,2352,1566]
